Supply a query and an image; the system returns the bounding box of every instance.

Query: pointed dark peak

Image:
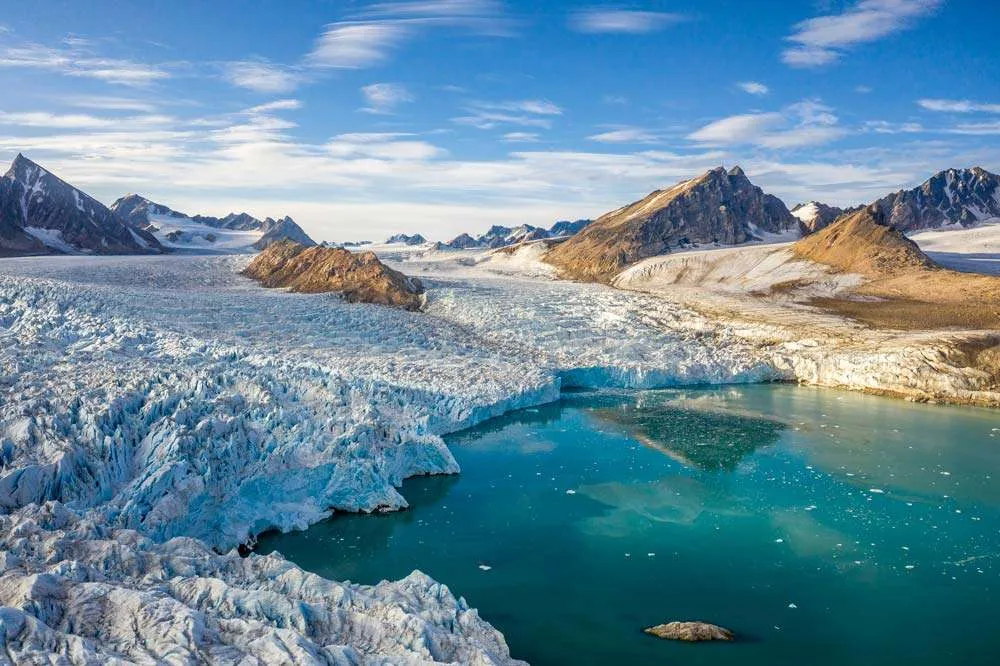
[728,165,746,178]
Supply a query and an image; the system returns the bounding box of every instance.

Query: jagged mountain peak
[875,165,1000,231]
[1,153,160,256]
[545,167,795,281]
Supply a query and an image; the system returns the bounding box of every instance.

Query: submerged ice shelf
[0,254,785,663]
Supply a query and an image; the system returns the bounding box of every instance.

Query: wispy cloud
[306,1,510,70]
[569,9,688,34]
[946,122,1000,135]
[223,60,302,94]
[918,98,1000,114]
[783,0,941,67]
[0,42,171,85]
[0,110,172,129]
[863,120,924,134]
[738,81,769,96]
[689,100,845,149]
[502,132,540,143]
[360,83,414,114]
[246,99,302,114]
[66,96,159,113]
[588,127,659,144]
[306,23,409,69]
[453,99,562,129]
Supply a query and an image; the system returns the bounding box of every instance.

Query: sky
[0,0,998,242]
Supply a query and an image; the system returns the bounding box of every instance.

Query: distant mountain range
[1,154,160,257]
[0,154,315,257]
[544,165,1000,282]
[378,219,593,250]
[111,194,315,252]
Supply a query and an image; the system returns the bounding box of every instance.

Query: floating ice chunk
[478,564,493,571]
[788,603,798,609]
[565,489,577,495]
[869,488,885,494]
[775,538,784,543]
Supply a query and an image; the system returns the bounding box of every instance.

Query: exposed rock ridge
[242,240,425,310]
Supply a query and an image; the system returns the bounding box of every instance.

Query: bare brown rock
[644,621,735,642]
[792,205,933,278]
[545,166,795,282]
[242,240,425,311]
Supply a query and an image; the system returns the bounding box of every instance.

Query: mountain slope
[0,154,160,256]
[874,167,1000,231]
[545,166,796,281]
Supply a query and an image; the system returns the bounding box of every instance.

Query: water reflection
[589,394,784,471]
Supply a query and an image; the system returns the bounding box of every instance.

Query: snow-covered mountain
[0,154,160,256]
[790,201,862,234]
[546,166,796,281]
[384,233,427,245]
[874,167,1000,231]
[110,194,316,253]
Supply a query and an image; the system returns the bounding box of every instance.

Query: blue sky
[0,0,997,241]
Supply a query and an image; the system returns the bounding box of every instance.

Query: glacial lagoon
[258,385,1000,665]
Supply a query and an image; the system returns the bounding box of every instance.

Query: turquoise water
[257,385,1000,665]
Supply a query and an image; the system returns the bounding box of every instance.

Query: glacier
[0,253,994,663]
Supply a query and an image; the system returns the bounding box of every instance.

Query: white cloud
[306,23,409,69]
[569,9,688,34]
[453,99,562,129]
[67,96,159,113]
[0,110,171,129]
[360,83,414,114]
[689,100,845,149]
[783,0,941,67]
[588,127,659,144]
[223,61,302,94]
[738,81,769,96]
[946,122,1000,136]
[502,132,540,143]
[0,42,170,85]
[917,98,1000,114]
[864,120,924,134]
[246,99,302,114]
[856,85,873,94]
[603,95,628,105]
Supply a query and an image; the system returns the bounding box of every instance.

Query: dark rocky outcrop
[242,240,425,310]
[545,166,796,281]
[644,622,735,642]
[0,154,160,256]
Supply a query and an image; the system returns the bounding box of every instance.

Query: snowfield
[0,252,996,663]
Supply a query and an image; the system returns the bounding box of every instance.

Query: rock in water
[644,621,735,642]
[242,240,425,310]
